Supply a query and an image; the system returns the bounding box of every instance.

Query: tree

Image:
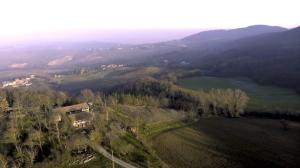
[48,109,62,145]
[55,91,68,107]
[0,154,8,168]
[89,113,105,144]
[59,114,76,150]
[25,130,40,166]
[107,96,117,107]
[78,89,95,103]
[5,115,20,145]
[28,130,44,152]
[93,93,104,112]
[11,92,26,130]
[24,146,38,166]
[197,91,210,116]
[0,91,8,115]
[232,89,249,117]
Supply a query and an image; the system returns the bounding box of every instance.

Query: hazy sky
[0,0,299,43]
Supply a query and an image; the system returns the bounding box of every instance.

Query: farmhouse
[69,112,93,128]
[53,103,94,128]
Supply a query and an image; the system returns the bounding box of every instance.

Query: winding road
[94,144,137,168]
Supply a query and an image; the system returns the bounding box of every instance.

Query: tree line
[114,79,249,118]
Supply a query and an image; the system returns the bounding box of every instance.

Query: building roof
[53,103,89,113]
[69,112,93,122]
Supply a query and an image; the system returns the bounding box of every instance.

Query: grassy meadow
[179,76,300,112]
[151,118,300,168]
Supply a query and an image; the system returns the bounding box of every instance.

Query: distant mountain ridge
[177,26,300,92]
[182,25,287,47]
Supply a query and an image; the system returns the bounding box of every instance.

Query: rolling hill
[145,25,300,92]
[196,26,300,91]
[182,25,287,48]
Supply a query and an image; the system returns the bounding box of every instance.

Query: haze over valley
[0,1,299,168]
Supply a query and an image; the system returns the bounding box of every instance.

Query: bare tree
[78,89,95,103]
[25,146,38,167]
[0,91,9,115]
[232,89,249,117]
[0,154,8,168]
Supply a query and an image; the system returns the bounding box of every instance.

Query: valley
[0,24,300,168]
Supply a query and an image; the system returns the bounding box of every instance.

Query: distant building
[180,61,190,65]
[100,64,125,70]
[1,75,34,88]
[54,74,62,78]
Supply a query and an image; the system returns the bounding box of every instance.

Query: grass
[33,152,117,168]
[151,117,300,168]
[69,153,118,168]
[141,121,186,139]
[178,76,300,112]
[111,133,162,168]
[108,105,187,167]
[117,105,185,124]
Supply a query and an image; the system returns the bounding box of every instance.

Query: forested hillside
[182,25,286,48]
[148,26,300,92]
[198,27,300,92]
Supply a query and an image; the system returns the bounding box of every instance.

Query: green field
[151,118,300,168]
[179,76,300,112]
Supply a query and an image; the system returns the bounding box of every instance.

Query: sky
[0,0,299,44]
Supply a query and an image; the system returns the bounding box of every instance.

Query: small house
[69,112,93,128]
